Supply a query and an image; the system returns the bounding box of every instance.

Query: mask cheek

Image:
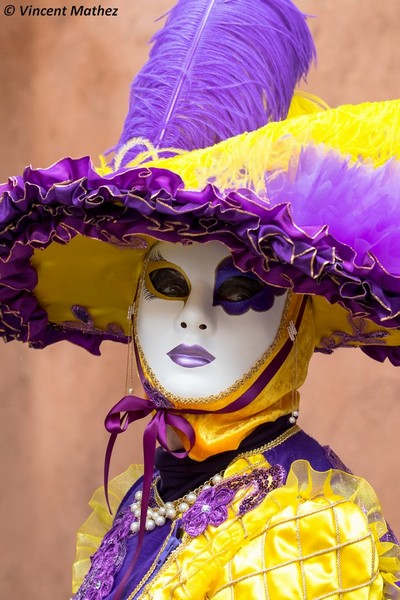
[214,287,278,316]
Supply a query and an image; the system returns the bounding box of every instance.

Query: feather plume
[116,0,315,166]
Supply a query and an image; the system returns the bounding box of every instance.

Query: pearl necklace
[129,472,224,533]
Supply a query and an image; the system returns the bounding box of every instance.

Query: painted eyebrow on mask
[148,247,166,262]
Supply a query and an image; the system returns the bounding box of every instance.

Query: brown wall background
[0,1,399,598]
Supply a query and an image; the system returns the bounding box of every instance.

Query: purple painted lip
[167,344,216,368]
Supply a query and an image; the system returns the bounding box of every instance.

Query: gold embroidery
[231,425,300,467]
[261,526,270,600]
[211,531,375,597]
[295,500,308,599]
[312,576,379,600]
[332,505,343,600]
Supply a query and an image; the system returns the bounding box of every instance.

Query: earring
[125,304,135,395]
[287,320,299,425]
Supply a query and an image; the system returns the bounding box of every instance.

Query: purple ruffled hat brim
[1,148,400,362]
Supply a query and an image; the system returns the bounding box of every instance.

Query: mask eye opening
[214,275,266,303]
[144,260,191,301]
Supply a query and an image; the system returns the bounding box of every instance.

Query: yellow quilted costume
[73,451,400,599]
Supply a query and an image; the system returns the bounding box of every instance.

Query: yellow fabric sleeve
[142,459,400,599]
[71,464,143,594]
[208,462,400,599]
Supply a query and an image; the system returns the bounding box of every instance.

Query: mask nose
[176,284,214,332]
[180,321,207,330]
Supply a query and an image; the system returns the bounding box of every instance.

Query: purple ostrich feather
[116,0,315,165]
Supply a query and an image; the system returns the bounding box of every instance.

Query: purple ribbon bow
[103,388,196,599]
[104,391,195,511]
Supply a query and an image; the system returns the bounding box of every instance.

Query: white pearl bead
[158,506,166,515]
[179,502,189,513]
[212,474,223,484]
[203,484,212,490]
[130,521,140,533]
[289,416,296,424]
[133,508,141,518]
[128,387,134,394]
[130,502,139,513]
[154,515,166,527]
[165,502,174,509]
[166,507,176,519]
[292,410,299,418]
[145,518,156,531]
[134,490,143,501]
[186,492,197,504]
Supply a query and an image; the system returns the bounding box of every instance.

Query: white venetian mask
[136,241,286,398]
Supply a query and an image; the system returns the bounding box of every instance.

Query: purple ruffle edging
[1,148,400,361]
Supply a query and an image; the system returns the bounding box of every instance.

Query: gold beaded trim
[235,424,300,461]
[152,470,225,517]
[150,425,298,515]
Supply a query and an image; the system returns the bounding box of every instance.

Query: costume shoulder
[72,464,143,594]
[142,457,400,599]
[208,460,400,599]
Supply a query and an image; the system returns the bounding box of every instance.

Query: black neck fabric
[155,414,292,502]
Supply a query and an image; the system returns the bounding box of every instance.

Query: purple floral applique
[72,507,133,600]
[63,305,125,339]
[73,481,161,600]
[182,464,285,537]
[71,305,92,324]
[182,486,235,537]
[319,314,387,354]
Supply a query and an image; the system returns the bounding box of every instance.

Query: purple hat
[1,0,400,365]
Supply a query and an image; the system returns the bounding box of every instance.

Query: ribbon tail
[113,413,160,599]
[103,394,154,514]
[104,432,118,514]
